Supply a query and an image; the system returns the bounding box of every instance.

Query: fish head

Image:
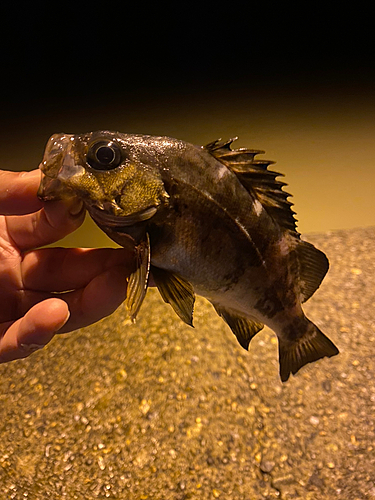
[38,131,169,230]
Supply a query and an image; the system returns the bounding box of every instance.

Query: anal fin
[213,304,264,350]
[152,266,195,326]
[126,233,151,321]
[279,320,339,382]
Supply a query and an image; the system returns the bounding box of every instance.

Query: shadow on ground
[1,227,374,499]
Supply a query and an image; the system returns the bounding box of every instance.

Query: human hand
[0,169,134,363]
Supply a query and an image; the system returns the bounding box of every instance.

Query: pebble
[310,416,320,426]
[260,460,275,473]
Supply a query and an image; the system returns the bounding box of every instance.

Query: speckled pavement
[1,227,374,499]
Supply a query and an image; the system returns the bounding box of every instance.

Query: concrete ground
[1,227,374,499]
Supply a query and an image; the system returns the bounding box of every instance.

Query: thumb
[0,170,44,215]
[0,298,70,363]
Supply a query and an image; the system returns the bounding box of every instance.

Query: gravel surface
[1,227,375,499]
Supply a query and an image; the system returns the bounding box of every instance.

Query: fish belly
[149,213,296,330]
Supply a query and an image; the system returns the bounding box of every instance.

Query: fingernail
[23,169,42,178]
[61,198,84,217]
[20,343,45,353]
[55,309,71,332]
[68,199,84,216]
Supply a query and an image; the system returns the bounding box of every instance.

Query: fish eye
[87,141,123,170]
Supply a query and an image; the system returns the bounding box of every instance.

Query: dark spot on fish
[171,198,189,217]
[165,179,179,197]
[223,272,240,285]
[148,220,172,248]
[282,316,307,342]
[288,248,299,273]
[254,287,284,318]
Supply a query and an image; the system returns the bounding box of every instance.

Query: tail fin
[278,320,339,382]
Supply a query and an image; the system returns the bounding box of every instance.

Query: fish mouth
[89,206,158,228]
[38,171,69,201]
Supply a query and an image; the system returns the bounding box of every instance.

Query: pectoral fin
[126,233,151,321]
[152,266,195,326]
[213,304,264,349]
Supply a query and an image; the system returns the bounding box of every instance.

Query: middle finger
[21,247,135,292]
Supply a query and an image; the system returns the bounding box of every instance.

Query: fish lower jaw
[88,206,158,228]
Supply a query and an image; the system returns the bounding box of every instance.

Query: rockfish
[38,131,339,381]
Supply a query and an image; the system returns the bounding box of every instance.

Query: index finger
[0,170,43,215]
[5,199,86,251]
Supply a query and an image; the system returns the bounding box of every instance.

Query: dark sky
[3,6,374,125]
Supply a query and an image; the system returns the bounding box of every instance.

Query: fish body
[38,131,339,381]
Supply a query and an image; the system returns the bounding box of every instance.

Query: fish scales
[38,131,339,382]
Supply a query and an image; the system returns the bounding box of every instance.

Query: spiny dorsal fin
[152,266,195,326]
[205,138,299,235]
[296,240,329,302]
[205,137,265,158]
[213,303,264,350]
[126,233,151,321]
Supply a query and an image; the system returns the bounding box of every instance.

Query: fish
[37,131,339,382]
